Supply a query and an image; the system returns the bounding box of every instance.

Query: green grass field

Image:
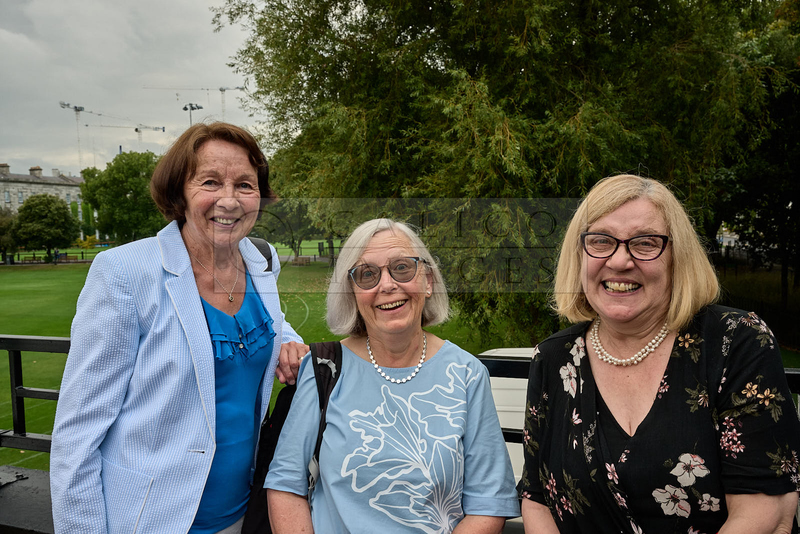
[2,259,798,470]
[0,257,495,470]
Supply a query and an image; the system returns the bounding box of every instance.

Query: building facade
[0,164,83,213]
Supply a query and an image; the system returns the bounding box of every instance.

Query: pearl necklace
[590,317,669,367]
[191,253,240,302]
[367,332,426,384]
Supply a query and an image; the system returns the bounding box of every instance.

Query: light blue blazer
[50,221,303,533]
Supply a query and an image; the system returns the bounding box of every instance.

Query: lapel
[240,238,282,418]
[158,221,217,434]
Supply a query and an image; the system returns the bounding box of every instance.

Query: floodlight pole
[182,103,203,126]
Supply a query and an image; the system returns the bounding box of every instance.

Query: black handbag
[241,341,343,534]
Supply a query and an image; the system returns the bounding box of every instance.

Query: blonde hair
[326,219,451,336]
[553,174,719,331]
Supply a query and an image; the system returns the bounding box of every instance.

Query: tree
[15,194,80,259]
[215,0,794,345]
[724,15,800,309]
[252,197,323,259]
[81,151,164,244]
[0,207,17,261]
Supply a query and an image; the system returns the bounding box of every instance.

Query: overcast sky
[1,0,257,178]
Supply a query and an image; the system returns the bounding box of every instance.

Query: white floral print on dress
[670,453,710,487]
[570,336,585,366]
[698,493,720,512]
[559,363,578,398]
[652,484,691,518]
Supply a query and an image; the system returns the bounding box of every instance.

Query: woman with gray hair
[265,218,520,533]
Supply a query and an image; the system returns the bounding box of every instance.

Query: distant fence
[9,250,100,265]
[7,243,340,266]
[279,242,340,261]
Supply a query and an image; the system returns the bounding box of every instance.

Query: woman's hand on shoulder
[277,341,310,385]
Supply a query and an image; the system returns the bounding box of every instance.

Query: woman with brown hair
[51,122,307,533]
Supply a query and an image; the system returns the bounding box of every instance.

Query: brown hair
[553,174,719,331]
[150,122,277,223]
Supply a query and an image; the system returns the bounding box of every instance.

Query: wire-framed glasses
[580,232,670,261]
[348,257,427,289]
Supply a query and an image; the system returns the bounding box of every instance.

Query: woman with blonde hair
[520,174,800,533]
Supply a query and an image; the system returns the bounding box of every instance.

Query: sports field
[0,258,492,470]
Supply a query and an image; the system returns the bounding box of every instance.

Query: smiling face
[181,140,261,253]
[352,230,431,341]
[581,198,672,331]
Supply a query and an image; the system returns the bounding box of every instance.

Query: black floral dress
[519,305,800,533]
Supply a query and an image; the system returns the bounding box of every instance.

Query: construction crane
[218,86,244,121]
[143,86,244,120]
[134,125,166,146]
[61,102,135,170]
[85,123,166,150]
[59,102,85,170]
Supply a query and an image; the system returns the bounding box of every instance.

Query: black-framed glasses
[580,232,670,261]
[348,257,428,290]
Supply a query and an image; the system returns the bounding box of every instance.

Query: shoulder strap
[307,341,343,494]
[248,237,273,272]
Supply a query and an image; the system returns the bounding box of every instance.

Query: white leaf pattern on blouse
[341,363,479,533]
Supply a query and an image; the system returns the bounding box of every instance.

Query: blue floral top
[190,271,276,533]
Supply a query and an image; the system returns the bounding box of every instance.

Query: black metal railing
[1,335,799,452]
[0,335,69,452]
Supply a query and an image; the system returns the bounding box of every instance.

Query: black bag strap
[307,341,343,494]
[248,237,274,272]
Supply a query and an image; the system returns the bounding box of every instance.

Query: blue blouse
[190,271,276,533]
[265,342,520,532]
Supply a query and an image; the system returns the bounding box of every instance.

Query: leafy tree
[252,196,323,258]
[76,235,99,250]
[724,15,800,309]
[81,151,163,244]
[0,207,17,261]
[15,194,80,259]
[215,0,794,345]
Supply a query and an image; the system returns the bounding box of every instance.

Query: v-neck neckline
[584,333,678,440]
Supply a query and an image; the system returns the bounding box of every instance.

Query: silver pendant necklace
[367,332,427,384]
[191,253,239,302]
[590,317,669,367]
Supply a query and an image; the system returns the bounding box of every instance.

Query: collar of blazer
[156,220,272,277]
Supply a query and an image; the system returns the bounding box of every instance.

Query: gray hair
[326,218,451,336]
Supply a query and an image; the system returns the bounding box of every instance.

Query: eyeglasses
[348,257,428,290]
[580,232,670,261]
